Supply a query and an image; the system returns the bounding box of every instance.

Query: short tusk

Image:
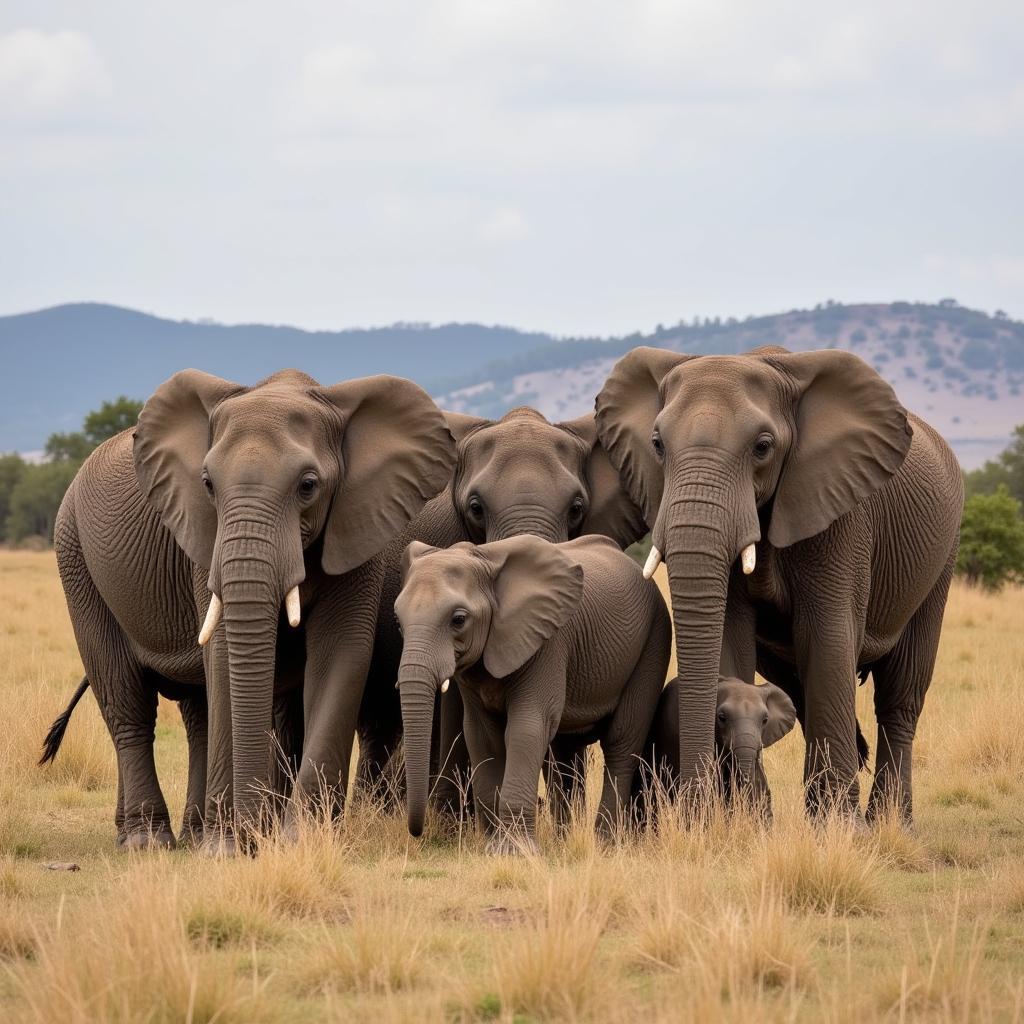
[440,678,450,694]
[642,546,662,580]
[741,544,756,575]
[285,586,301,628]
[198,594,222,646]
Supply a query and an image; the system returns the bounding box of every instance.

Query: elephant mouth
[197,585,302,646]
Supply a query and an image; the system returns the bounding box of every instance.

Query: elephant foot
[118,826,176,852]
[485,831,539,858]
[177,822,205,850]
[198,831,238,859]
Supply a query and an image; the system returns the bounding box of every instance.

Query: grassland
[1,548,1023,1022]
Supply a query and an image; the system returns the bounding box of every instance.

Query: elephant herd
[41,346,964,854]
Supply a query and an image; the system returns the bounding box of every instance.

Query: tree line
[1,398,1022,591]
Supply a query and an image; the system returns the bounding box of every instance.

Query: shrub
[956,487,1024,591]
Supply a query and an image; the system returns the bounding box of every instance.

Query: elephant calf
[643,677,797,818]
[394,534,671,852]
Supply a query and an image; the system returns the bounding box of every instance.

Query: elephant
[643,676,797,818]
[355,406,645,811]
[394,534,671,850]
[50,368,454,848]
[595,346,963,822]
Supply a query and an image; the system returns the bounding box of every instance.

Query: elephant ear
[319,376,456,575]
[760,682,797,747]
[444,411,488,443]
[133,369,244,568]
[400,540,439,583]
[765,350,912,549]
[595,346,689,525]
[478,535,584,679]
[559,414,647,548]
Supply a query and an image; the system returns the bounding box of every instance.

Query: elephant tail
[856,719,870,770]
[39,677,90,766]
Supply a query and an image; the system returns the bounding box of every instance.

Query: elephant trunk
[397,631,454,838]
[661,454,756,797]
[488,504,564,543]
[216,493,304,834]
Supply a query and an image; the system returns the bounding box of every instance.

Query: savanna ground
[1,550,1023,1022]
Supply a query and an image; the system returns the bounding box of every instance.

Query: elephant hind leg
[177,690,209,846]
[867,558,955,825]
[545,736,588,833]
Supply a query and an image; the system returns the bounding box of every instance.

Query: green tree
[83,396,143,447]
[964,424,1024,504]
[0,453,26,530]
[6,461,80,543]
[44,431,93,462]
[956,486,1024,591]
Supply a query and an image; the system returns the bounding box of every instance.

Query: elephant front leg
[794,608,863,820]
[461,691,506,839]
[178,691,208,847]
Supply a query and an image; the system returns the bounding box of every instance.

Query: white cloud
[0,29,111,119]
[478,207,531,244]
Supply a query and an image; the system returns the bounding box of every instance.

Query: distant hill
[1,301,1021,467]
[438,301,1024,469]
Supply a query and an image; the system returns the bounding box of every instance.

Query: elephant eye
[652,431,664,458]
[298,473,319,501]
[753,435,774,460]
[202,473,215,499]
[762,712,769,725]
[717,709,727,723]
[568,496,585,523]
[467,495,484,520]
[450,610,468,630]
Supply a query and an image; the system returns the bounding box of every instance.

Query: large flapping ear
[559,414,647,548]
[594,346,690,526]
[765,351,912,548]
[760,682,797,747]
[444,411,489,443]
[478,535,584,679]
[319,376,456,575]
[133,369,244,568]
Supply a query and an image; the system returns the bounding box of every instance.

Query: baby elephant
[646,677,797,815]
[394,534,671,851]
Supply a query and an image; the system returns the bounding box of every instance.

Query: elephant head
[596,347,911,791]
[715,677,796,797]
[444,407,645,547]
[394,535,584,836]
[133,368,455,826]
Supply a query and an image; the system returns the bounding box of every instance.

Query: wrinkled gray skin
[596,346,963,822]
[52,368,454,849]
[644,677,796,817]
[357,407,645,810]
[395,535,670,851]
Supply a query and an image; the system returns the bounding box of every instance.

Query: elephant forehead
[404,553,481,598]
[666,357,781,407]
[464,418,584,474]
[211,391,333,447]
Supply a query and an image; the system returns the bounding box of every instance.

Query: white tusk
[440,678,450,694]
[285,586,301,628]
[741,544,757,575]
[642,546,662,580]
[198,594,222,646]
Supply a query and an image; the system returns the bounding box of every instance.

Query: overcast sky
[1,1,1021,336]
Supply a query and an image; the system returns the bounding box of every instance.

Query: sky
[1,1,1022,336]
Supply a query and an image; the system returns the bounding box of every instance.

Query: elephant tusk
[741,544,756,575]
[642,546,662,581]
[198,594,222,646]
[440,678,450,694]
[285,586,301,628]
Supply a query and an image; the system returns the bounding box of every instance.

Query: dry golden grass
[1,551,1023,1021]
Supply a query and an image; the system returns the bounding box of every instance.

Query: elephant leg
[867,559,954,825]
[270,684,304,804]
[353,718,403,808]
[545,736,588,833]
[461,692,506,838]
[433,684,473,820]
[597,622,672,837]
[200,610,234,847]
[793,605,863,820]
[177,689,208,847]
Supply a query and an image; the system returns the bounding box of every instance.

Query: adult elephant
[357,406,645,809]
[596,347,962,820]
[53,368,454,848]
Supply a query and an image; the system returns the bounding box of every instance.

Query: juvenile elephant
[394,534,671,850]
[52,368,454,848]
[644,677,796,816]
[596,346,963,821]
[358,406,645,808]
